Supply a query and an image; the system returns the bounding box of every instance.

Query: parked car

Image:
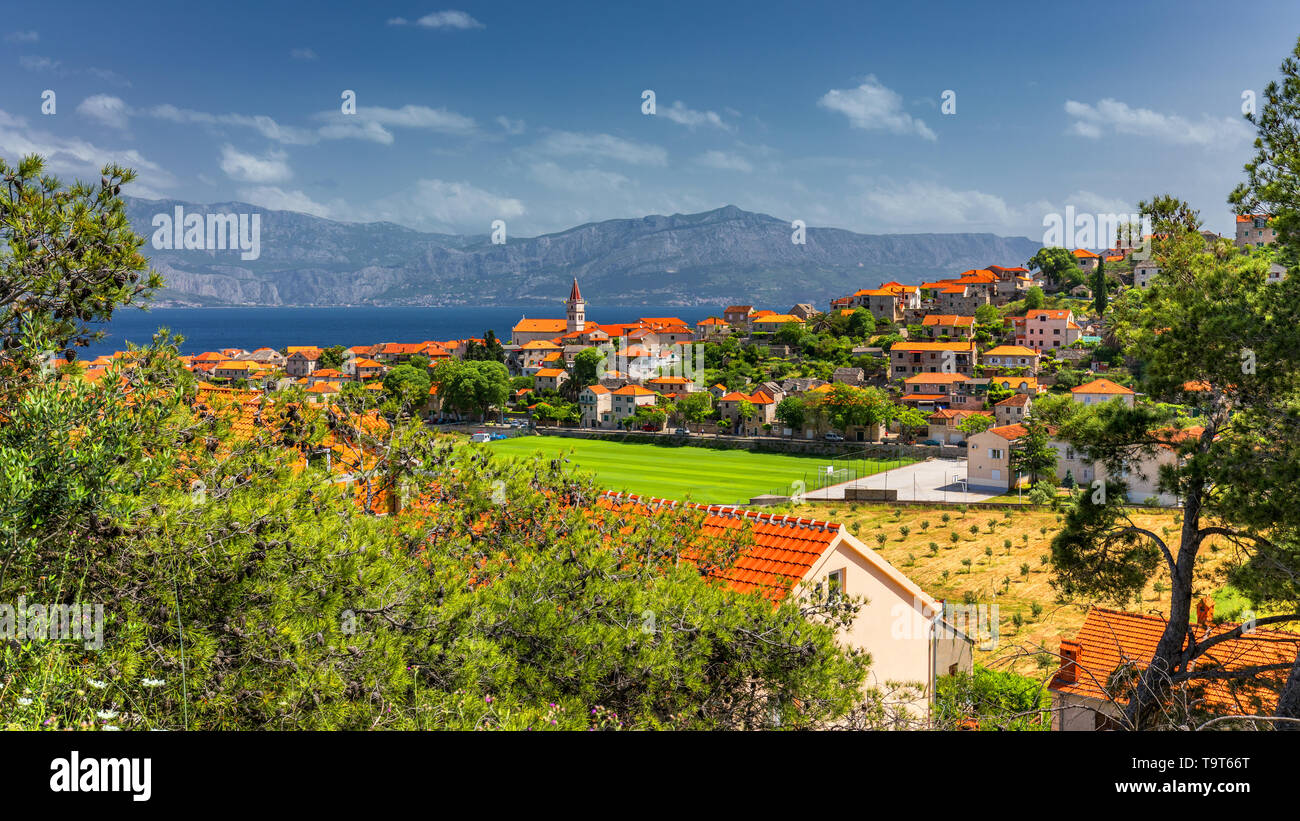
[920,439,943,446]
[641,424,660,432]
[824,432,844,441]
[469,432,492,443]
[673,428,690,436]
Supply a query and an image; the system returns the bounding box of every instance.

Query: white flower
[141,678,165,688]
[96,710,118,720]
[102,725,120,731]
[87,678,108,689]
[17,698,32,706]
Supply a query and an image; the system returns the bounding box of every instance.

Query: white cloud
[87,67,131,87]
[1064,98,1251,147]
[850,180,1015,232]
[5,30,38,43]
[0,107,174,193]
[218,144,292,183]
[496,115,525,135]
[18,55,60,72]
[818,76,937,141]
[355,104,476,135]
[149,104,319,145]
[389,11,484,29]
[694,150,753,173]
[366,179,524,233]
[238,186,334,218]
[527,161,629,193]
[533,131,667,166]
[77,95,130,130]
[317,119,394,145]
[660,101,732,131]
[290,47,318,61]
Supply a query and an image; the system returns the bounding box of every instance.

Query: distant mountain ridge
[125,198,1041,308]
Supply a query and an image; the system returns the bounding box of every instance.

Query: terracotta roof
[1049,606,1299,715]
[696,316,729,326]
[612,385,656,396]
[891,341,976,352]
[902,393,950,402]
[983,345,1039,357]
[598,493,843,602]
[568,277,583,302]
[583,384,610,395]
[724,305,753,314]
[1072,378,1135,395]
[904,372,970,384]
[994,393,1031,407]
[986,423,1028,440]
[520,340,562,350]
[1072,248,1100,258]
[377,342,425,355]
[535,368,567,378]
[1025,309,1072,320]
[922,314,975,327]
[751,314,803,324]
[513,319,569,334]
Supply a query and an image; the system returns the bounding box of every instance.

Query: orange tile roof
[904,372,970,384]
[982,345,1039,357]
[598,493,842,602]
[611,385,656,396]
[986,423,1027,440]
[902,393,949,402]
[891,341,976,352]
[520,340,562,350]
[696,316,729,326]
[513,319,569,333]
[994,393,1031,407]
[1072,248,1100,258]
[1072,378,1134,395]
[535,368,568,378]
[1050,606,1298,714]
[922,314,975,327]
[1025,309,1072,320]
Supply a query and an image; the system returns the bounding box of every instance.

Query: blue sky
[2,0,1296,239]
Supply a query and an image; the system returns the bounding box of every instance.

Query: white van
[470,432,492,443]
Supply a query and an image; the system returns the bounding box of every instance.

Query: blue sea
[83,305,724,358]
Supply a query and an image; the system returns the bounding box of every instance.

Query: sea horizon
[84,304,728,358]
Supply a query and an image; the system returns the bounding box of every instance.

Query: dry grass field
[794,501,1247,678]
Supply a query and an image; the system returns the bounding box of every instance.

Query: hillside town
[70,214,1278,508]
[43,214,1293,733]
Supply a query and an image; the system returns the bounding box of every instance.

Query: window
[990,448,1004,459]
[827,568,845,601]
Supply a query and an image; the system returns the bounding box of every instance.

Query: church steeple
[566,277,586,333]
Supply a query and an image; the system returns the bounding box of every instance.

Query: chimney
[1197,598,1214,627]
[1057,639,1082,683]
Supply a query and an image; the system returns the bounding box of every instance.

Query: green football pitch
[485,435,913,504]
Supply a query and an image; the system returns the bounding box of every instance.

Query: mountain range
[126,198,1042,309]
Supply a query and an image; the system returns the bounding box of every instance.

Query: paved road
[803,458,1004,503]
